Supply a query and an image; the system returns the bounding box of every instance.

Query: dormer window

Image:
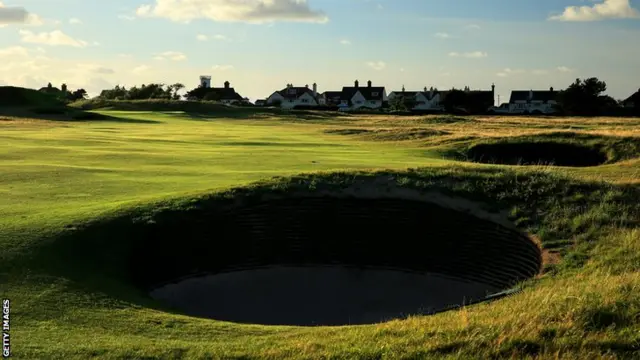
[371,92,379,96]
[288,89,296,94]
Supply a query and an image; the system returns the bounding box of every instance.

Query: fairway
[1,111,639,359]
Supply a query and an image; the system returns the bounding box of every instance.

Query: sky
[1,0,640,104]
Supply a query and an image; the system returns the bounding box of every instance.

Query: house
[387,86,449,110]
[200,80,245,104]
[265,83,319,108]
[38,82,64,94]
[318,91,342,106]
[339,80,387,109]
[508,87,558,113]
[622,88,640,108]
[254,99,266,106]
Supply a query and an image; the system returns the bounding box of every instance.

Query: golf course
[1,105,639,359]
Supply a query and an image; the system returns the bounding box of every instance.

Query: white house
[507,88,557,113]
[387,87,449,110]
[339,80,387,109]
[265,83,319,108]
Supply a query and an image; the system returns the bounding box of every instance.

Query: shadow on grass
[0,107,162,124]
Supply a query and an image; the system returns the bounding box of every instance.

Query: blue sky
[1,0,639,103]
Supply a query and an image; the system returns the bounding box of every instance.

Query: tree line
[97,83,185,101]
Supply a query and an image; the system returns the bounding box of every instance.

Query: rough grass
[1,111,640,359]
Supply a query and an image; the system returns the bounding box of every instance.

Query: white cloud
[557,66,575,72]
[465,24,481,30]
[153,51,187,61]
[19,30,88,47]
[448,51,488,58]
[69,18,82,24]
[213,34,230,41]
[434,32,451,38]
[339,39,351,45]
[132,65,149,74]
[196,34,208,41]
[211,64,234,71]
[118,14,135,21]
[135,0,328,24]
[549,0,640,21]
[365,61,386,71]
[496,68,526,77]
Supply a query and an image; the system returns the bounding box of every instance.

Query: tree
[389,95,417,111]
[556,77,609,115]
[442,89,468,112]
[69,89,88,101]
[170,83,185,100]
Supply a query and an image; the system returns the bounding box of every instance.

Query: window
[301,99,309,103]
[355,100,363,104]
[288,99,294,102]
[369,100,376,104]
[371,92,379,96]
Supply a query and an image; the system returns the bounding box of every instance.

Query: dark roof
[39,87,61,93]
[623,89,640,103]
[321,91,342,99]
[509,90,557,103]
[277,86,316,100]
[341,86,385,101]
[390,91,419,97]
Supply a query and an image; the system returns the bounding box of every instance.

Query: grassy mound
[440,132,640,167]
[0,86,65,107]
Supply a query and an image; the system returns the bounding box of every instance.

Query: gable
[267,91,284,101]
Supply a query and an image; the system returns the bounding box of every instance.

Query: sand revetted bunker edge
[32,169,621,327]
[439,132,640,168]
[129,178,542,325]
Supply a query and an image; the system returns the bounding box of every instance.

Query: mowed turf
[1,110,639,359]
[0,112,438,239]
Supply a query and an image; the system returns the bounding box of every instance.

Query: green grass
[1,111,640,359]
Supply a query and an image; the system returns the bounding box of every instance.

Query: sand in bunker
[150,266,500,326]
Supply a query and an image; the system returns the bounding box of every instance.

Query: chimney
[312,83,317,96]
[367,80,372,87]
[529,89,534,100]
[305,84,309,88]
[402,85,405,93]
[354,80,359,88]
[491,83,495,93]
[549,86,554,92]
[224,81,230,89]
[424,87,427,92]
